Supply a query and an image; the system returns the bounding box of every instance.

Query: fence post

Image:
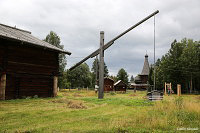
[170,83,172,94]
[177,84,181,96]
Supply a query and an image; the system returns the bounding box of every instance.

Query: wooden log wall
[0,44,5,70]
[53,76,58,97]
[6,74,54,99]
[0,74,6,100]
[140,75,148,84]
[114,81,127,92]
[104,79,114,92]
[0,39,59,99]
[115,86,126,92]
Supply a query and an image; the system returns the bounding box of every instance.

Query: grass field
[0,90,200,133]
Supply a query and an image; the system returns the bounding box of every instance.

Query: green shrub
[33,95,38,99]
[110,92,116,95]
[25,96,32,99]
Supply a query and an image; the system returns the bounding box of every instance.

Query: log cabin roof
[130,83,148,86]
[0,23,71,55]
[104,77,114,82]
[114,80,127,86]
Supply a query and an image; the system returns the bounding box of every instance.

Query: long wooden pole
[153,16,156,90]
[69,10,159,71]
[98,31,104,99]
[96,55,98,86]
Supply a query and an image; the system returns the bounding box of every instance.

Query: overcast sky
[0,0,199,78]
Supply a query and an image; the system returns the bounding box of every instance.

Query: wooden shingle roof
[104,77,114,82]
[114,80,127,86]
[140,54,149,75]
[0,23,71,55]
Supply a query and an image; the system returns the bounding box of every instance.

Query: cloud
[0,0,199,78]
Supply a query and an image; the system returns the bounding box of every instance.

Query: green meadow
[0,90,200,133]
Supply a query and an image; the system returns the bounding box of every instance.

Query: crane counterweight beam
[69,10,159,71]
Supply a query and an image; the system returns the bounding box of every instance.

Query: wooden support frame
[0,73,6,100]
[177,84,181,96]
[170,83,172,94]
[134,87,136,93]
[53,76,58,97]
[98,31,104,99]
[69,10,159,71]
[164,82,166,95]
[164,82,172,95]
[69,10,159,99]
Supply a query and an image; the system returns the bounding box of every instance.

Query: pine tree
[91,58,109,87]
[44,31,66,88]
[117,68,129,85]
[130,75,134,83]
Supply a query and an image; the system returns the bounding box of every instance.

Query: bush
[25,96,32,99]
[110,92,116,95]
[33,95,38,99]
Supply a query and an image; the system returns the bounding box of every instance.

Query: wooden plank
[6,41,58,68]
[0,45,4,66]
[8,61,57,69]
[7,63,57,75]
[5,73,53,99]
[7,52,58,67]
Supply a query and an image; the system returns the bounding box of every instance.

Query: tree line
[44,31,200,93]
[65,59,130,89]
[149,38,200,93]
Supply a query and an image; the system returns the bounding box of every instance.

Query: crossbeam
[69,10,159,71]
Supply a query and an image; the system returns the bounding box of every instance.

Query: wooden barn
[0,24,71,100]
[114,80,127,92]
[104,77,114,92]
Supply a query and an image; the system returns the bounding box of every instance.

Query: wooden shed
[104,77,114,92]
[114,80,127,92]
[0,24,71,100]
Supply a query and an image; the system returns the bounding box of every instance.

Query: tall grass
[108,96,200,132]
[0,90,199,132]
